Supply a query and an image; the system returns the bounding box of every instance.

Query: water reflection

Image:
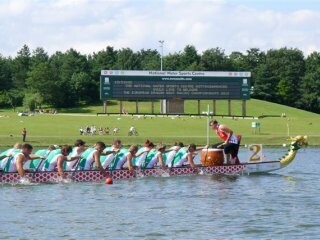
[0,147,319,239]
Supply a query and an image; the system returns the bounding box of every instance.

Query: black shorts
[211,142,238,155]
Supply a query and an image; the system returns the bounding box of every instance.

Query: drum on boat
[201,148,224,166]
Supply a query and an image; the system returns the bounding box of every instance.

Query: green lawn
[0,99,319,147]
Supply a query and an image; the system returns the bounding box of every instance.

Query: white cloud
[0,0,320,57]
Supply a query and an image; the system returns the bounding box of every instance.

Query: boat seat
[231,135,241,164]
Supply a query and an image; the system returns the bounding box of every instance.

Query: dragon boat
[0,136,307,184]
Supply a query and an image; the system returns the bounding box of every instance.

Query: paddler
[141,144,166,169]
[65,139,86,171]
[133,139,155,167]
[6,143,44,176]
[171,144,206,169]
[54,145,73,178]
[101,139,122,169]
[209,119,239,164]
[109,144,148,171]
[82,141,118,175]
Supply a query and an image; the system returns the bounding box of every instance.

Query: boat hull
[0,161,285,184]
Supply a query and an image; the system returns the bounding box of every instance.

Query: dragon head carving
[288,135,308,150]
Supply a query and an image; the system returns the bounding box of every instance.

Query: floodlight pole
[206,104,210,145]
[159,40,164,71]
[159,40,166,113]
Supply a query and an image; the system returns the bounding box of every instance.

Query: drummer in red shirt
[209,120,239,164]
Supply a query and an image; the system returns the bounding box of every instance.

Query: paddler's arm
[196,145,208,151]
[66,156,79,161]
[0,154,10,160]
[66,153,82,161]
[94,151,107,176]
[135,149,149,157]
[29,154,45,160]
[187,153,196,168]
[16,155,26,176]
[127,154,134,171]
[102,149,119,156]
[57,155,66,178]
[164,146,179,153]
[158,153,165,169]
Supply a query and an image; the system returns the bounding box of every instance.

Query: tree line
[0,44,319,113]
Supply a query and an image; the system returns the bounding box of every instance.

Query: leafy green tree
[71,72,98,103]
[60,48,89,81]
[137,49,160,70]
[164,52,182,70]
[23,92,43,111]
[0,55,12,91]
[1,89,24,110]
[114,48,140,70]
[252,63,276,100]
[181,45,200,70]
[229,51,247,71]
[26,62,58,106]
[254,48,304,106]
[300,52,320,113]
[199,47,232,71]
[88,46,117,80]
[244,48,266,70]
[11,44,31,88]
[275,48,305,106]
[31,47,49,67]
[52,48,90,107]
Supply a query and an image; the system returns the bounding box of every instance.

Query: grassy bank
[0,99,319,148]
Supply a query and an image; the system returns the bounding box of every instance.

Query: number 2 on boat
[248,144,263,162]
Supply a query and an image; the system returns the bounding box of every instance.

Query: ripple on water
[0,148,319,239]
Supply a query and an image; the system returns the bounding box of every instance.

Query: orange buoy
[105,177,113,184]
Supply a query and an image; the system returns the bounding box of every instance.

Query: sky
[1,0,320,57]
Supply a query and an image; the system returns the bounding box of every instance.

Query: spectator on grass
[113,127,119,135]
[98,127,103,135]
[104,127,110,135]
[86,126,90,135]
[21,128,27,142]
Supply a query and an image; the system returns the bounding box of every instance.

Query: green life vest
[109,149,128,170]
[75,147,95,170]
[43,149,62,170]
[141,149,158,169]
[171,147,187,166]
[29,149,48,170]
[3,150,24,172]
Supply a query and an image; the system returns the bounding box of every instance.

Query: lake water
[0,147,319,239]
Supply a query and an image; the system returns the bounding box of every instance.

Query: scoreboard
[100,70,251,100]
